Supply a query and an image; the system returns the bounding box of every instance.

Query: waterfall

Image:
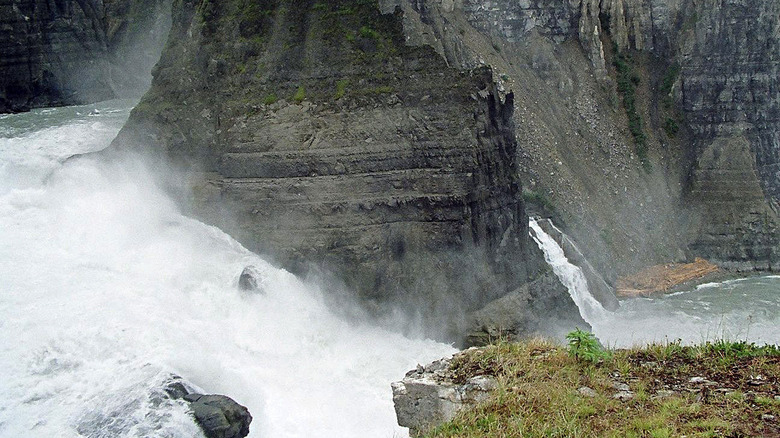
[0,100,456,438]
[529,218,608,325]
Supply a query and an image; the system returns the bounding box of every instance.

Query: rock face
[111,0,578,341]
[0,0,171,113]
[106,0,778,336]
[464,271,590,347]
[380,0,779,277]
[392,354,497,437]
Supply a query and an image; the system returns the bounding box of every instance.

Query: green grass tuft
[292,86,305,104]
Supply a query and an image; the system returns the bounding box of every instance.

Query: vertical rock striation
[382,0,779,274]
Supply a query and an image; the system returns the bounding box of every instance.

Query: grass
[263,93,277,105]
[292,86,305,104]
[522,189,556,213]
[334,79,349,99]
[423,337,780,438]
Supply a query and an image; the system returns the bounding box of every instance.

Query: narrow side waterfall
[529,218,608,326]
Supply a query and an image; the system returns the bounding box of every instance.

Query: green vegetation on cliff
[425,338,780,437]
[612,45,649,171]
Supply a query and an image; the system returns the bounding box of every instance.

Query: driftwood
[616,258,720,297]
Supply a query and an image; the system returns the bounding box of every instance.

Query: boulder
[238,265,264,293]
[183,394,252,438]
[464,271,590,347]
[161,375,252,438]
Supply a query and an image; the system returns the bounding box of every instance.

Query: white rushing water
[0,101,455,438]
[528,218,608,324]
[529,218,780,348]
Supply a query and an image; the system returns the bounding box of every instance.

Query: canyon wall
[13,0,769,336]
[0,0,170,113]
[380,0,778,276]
[111,0,585,340]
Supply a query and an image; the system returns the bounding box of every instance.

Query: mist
[0,101,455,437]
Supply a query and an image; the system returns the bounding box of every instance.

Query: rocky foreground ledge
[393,339,780,437]
[392,349,497,435]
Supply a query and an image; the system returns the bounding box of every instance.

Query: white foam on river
[0,101,455,438]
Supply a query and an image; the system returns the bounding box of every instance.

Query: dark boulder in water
[161,375,252,438]
[184,394,252,438]
[238,265,263,293]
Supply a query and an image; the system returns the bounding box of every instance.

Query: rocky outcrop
[464,271,589,347]
[0,0,170,113]
[164,376,252,438]
[392,353,496,437]
[110,0,582,341]
[237,265,264,293]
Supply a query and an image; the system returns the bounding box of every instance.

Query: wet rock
[238,266,263,293]
[0,0,171,113]
[162,375,252,438]
[464,271,589,347]
[184,394,252,438]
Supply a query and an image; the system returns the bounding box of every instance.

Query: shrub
[292,86,305,104]
[359,26,380,40]
[335,79,349,99]
[263,93,277,105]
[567,329,610,363]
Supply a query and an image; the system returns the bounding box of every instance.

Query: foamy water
[0,101,455,437]
[529,218,608,324]
[530,218,780,348]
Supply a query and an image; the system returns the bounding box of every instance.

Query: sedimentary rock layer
[112,0,577,340]
[383,0,779,274]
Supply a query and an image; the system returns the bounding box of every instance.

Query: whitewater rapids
[0,101,455,437]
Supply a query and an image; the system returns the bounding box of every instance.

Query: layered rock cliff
[112,0,585,340]
[0,0,170,113]
[380,0,778,276]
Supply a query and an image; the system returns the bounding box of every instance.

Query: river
[530,219,780,348]
[1,100,777,437]
[0,100,455,437]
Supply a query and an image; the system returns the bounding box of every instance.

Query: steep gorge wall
[112,0,584,340]
[0,0,170,113]
[382,0,778,276]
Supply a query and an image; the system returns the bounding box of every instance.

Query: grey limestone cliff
[0,0,170,113]
[111,0,584,341]
[381,0,778,276]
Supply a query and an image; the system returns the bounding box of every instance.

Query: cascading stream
[528,218,608,326]
[529,218,780,347]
